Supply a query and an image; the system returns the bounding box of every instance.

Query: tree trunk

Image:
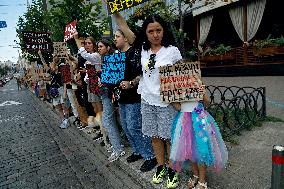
[178,0,185,56]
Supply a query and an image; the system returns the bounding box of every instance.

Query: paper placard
[22,32,52,51]
[106,0,148,14]
[159,60,205,103]
[59,64,72,83]
[86,64,100,95]
[64,20,77,42]
[101,52,126,85]
[53,42,68,59]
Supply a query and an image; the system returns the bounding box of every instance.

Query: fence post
[262,87,266,117]
[271,145,284,189]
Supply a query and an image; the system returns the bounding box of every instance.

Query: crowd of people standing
[23,12,228,189]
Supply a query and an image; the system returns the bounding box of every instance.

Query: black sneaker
[100,141,105,147]
[93,133,103,141]
[140,158,157,172]
[126,153,143,163]
[167,167,179,188]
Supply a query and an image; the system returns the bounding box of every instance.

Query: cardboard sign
[22,32,52,51]
[159,61,205,103]
[86,64,100,95]
[53,42,68,59]
[64,20,77,42]
[60,64,72,83]
[106,0,148,14]
[101,52,126,85]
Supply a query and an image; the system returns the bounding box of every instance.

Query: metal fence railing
[206,86,266,138]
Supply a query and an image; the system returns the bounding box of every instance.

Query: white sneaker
[108,150,125,162]
[105,144,113,153]
[59,119,68,129]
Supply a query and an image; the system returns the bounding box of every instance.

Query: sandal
[193,181,208,189]
[188,175,199,189]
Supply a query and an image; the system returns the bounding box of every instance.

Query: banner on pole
[64,20,77,42]
[159,60,205,103]
[106,0,148,14]
[101,52,126,85]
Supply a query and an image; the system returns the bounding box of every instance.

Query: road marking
[0,101,22,107]
[0,115,25,123]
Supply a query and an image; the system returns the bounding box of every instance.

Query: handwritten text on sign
[86,64,100,95]
[64,20,76,42]
[101,52,126,85]
[53,42,68,59]
[159,61,205,103]
[60,64,72,83]
[106,0,148,14]
[22,32,52,51]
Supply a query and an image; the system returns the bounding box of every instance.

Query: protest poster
[22,32,52,51]
[106,0,148,14]
[159,60,206,103]
[53,42,68,59]
[86,64,100,95]
[101,52,126,85]
[59,64,72,83]
[64,20,77,42]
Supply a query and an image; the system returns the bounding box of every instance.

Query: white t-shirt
[180,101,198,112]
[137,46,182,107]
[78,47,101,70]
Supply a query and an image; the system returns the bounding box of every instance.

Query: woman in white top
[74,33,103,129]
[136,14,182,188]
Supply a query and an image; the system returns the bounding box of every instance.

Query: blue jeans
[101,89,123,152]
[119,103,154,160]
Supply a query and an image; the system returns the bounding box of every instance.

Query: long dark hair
[138,14,175,50]
[97,39,114,54]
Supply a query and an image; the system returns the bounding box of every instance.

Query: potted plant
[252,36,284,56]
[200,44,235,62]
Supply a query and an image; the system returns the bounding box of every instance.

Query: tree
[16,0,51,62]
[46,0,109,53]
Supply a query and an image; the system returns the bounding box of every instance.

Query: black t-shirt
[77,54,87,80]
[118,47,142,104]
[50,72,62,88]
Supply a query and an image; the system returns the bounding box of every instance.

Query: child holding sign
[169,89,228,189]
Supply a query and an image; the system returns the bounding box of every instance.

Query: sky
[0,0,27,63]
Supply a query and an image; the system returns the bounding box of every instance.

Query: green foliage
[253,36,284,49]
[16,0,110,60]
[46,0,109,42]
[202,44,232,56]
[16,0,50,62]
[127,0,176,35]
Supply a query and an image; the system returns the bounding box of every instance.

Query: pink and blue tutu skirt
[170,102,228,172]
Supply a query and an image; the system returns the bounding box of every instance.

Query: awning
[192,0,241,17]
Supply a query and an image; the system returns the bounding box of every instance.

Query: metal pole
[271,145,284,189]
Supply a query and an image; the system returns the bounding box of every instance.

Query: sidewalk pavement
[40,76,284,189]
